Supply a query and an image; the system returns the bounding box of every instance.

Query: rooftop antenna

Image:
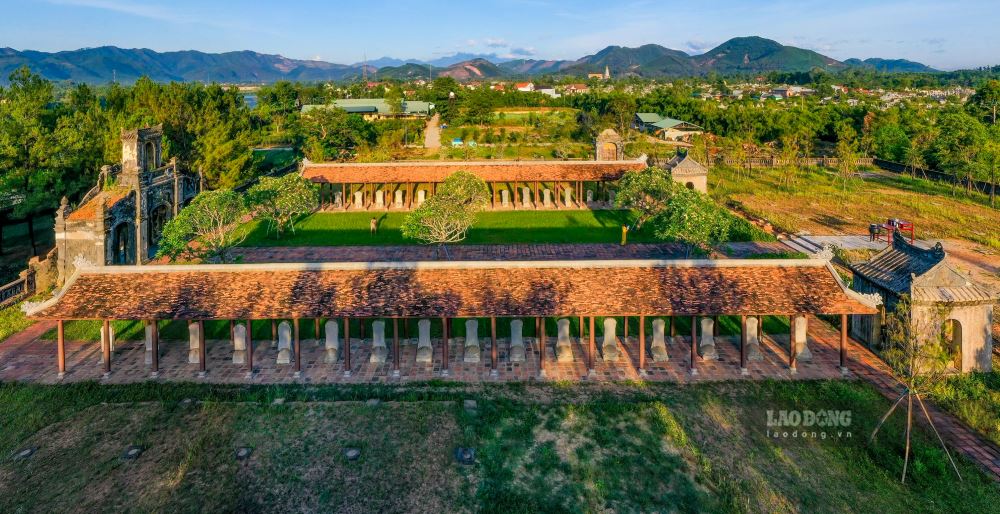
[362,52,368,84]
[429,63,432,82]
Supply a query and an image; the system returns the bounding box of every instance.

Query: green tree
[401,171,489,253]
[385,86,404,115]
[156,189,249,263]
[647,182,732,257]
[968,80,1000,125]
[247,174,318,238]
[615,167,674,229]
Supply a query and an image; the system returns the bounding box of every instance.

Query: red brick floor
[1,316,997,480]
[232,243,687,263]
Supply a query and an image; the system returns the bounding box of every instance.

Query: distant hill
[0,46,367,84]
[844,57,938,73]
[436,58,506,80]
[691,36,844,74]
[0,38,940,84]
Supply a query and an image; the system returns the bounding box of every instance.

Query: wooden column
[407,183,413,209]
[102,320,111,375]
[491,183,497,209]
[578,316,585,342]
[513,181,519,207]
[588,316,596,371]
[392,318,400,373]
[56,320,66,376]
[638,315,646,373]
[441,317,450,373]
[669,317,676,338]
[342,183,347,210]
[689,315,698,375]
[343,317,351,373]
[788,315,797,372]
[533,181,539,210]
[740,315,748,373]
[359,317,366,340]
[271,320,277,343]
[623,316,629,339]
[315,318,321,342]
[536,317,544,373]
[293,318,301,374]
[151,320,159,375]
[230,320,235,343]
[713,316,720,337]
[840,314,848,372]
[198,320,206,374]
[490,317,498,373]
[246,320,254,373]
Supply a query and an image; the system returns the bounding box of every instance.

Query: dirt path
[424,114,440,149]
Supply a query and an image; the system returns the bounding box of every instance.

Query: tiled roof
[302,99,434,116]
[636,113,662,124]
[66,188,132,221]
[28,260,878,320]
[666,155,708,176]
[851,236,998,304]
[301,157,649,184]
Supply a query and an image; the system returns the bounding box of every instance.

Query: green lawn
[925,359,1000,447]
[0,380,997,513]
[240,210,773,248]
[0,302,33,344]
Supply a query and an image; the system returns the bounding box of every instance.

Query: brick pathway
[233,243,687,263]
[1,316,997,480]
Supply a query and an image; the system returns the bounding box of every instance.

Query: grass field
[239,210,773,248]
[0,302,32,344]
[711,166,1000,250]
[926,358,1000,447]
[1,380,997,513]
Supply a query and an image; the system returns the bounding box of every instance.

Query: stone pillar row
[76,314,835,379]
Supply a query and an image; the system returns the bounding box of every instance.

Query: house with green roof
[632,113,704,142]
[302,99,434,120]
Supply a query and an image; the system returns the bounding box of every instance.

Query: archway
[600,142,618,161]
[112,222,135,265]
[148,204,170,258]
[941,319,963,369]
[685,182,695,190]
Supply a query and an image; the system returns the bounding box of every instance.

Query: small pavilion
[25,258,879,380]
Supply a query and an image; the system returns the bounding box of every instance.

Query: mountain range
[0,37,938,85]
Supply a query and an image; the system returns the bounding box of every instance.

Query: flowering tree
[247,174,318,238]
[615,167,674,230]
[155,189,248,263]
[401,171,488,255]
[648,182,732,257]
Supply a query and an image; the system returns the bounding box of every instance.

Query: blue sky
[1,0,998,70]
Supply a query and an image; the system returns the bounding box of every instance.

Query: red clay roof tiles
[30,261,877,320]
[301,158,648,184]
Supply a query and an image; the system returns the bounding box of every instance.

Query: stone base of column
[150,371,159,379]
[638,369,648,378]
[538,368,547,378]
[789,366,798,375]
[343,370,352,377]
[391,369,400,378]
[102,372,111,380]
[197,371,207,379]
[587,368,597,377]
[689,368,699,376]
[57,372,65,380]
[440,369,450,377]
[490,369,499,378]
[740,367,749,376]
[244,371,255,380]
[840,366,849,376]
[293,371,302,379]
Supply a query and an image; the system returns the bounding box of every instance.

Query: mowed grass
[0,302,33,344]
[240,209,772,248]
[925,356,1000,447]
[1,380,998,513]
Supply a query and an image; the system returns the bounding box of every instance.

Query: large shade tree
[155,189,249,263]
[401,171,489,256]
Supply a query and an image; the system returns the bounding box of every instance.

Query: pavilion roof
[300,157,649,184]
[26,259,879,321]
[66,188,132,222]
